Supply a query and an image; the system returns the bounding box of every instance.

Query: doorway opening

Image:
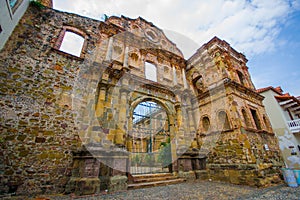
[128,101,172,174]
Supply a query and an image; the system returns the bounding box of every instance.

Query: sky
[53,0,300,95]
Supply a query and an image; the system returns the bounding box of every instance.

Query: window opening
[145,62,157,82]
[9,0,22,13]
[242,109,251,127]
[9,0,18,8]
[250,109,261,130]
[59,31,84,57]
[237,71,245,86]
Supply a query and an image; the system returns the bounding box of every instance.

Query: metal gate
[129,101,172,174]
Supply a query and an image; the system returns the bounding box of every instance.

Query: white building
[0,0,30,50]
[258,86,300,168]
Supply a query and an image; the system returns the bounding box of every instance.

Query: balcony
[287,119,300,133]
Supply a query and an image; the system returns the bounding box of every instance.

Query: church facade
[0,1,283,195]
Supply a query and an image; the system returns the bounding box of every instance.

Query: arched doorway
[127,100,172,174]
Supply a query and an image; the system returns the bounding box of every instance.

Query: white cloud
[53,0,298,58]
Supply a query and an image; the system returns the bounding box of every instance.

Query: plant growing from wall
[30,0,45,9]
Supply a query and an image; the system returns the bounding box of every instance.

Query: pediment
[106,16,184,57]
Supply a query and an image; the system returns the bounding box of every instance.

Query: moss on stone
[19,150,29,157]
[5,135,15,141]
[17,135,27,141]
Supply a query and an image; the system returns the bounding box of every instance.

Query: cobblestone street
[9,180,299,200]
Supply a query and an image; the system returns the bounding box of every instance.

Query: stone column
[123,46,129,68]
[186,97,195,136]
[173,65,177,86]
[105,37,113,61]
[182,68,188,89]
[175,103,185,147]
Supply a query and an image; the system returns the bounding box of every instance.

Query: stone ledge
[195,170,209,180]
[65,177,100,196]
[178,171,196,181]
[108,176,127,193]
[208,164,257,170]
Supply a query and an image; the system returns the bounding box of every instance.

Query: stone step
[128,173,186,190]
[128,178,186,190]
[132,172,173,180]
[132,175,176,183]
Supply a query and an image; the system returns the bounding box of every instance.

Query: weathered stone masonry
[0,3,283,196]
[0,4,102,194]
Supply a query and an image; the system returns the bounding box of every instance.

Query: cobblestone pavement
[6,180,300,200]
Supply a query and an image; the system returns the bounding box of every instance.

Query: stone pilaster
[182,68,188,89]
[105,37,113,61]
[172,65,177,86]
[115,88,129,146]
[95,86,106,117]
[123,46,129,69]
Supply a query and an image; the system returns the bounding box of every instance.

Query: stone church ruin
[0,1,283,196]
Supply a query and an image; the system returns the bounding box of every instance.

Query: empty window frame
[9,0,23,13]
[59,31,84,57]
[237,71,245,86]
[145,62,157,82]
[54,26,87,58]
[242,109,251,127]
[250,108,262,130]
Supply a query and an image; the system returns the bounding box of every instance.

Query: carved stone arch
[129,95,176,123]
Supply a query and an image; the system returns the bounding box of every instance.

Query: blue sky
[248,10,300,95]
[53,0,300,95]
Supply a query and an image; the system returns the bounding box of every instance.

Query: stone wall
[0,2,284,196]
[0,4,191,195]
[0,4,101,195]
[207,130,283,186]
[186,36,284,186]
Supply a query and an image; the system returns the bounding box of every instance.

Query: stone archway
[127,97,176,174]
